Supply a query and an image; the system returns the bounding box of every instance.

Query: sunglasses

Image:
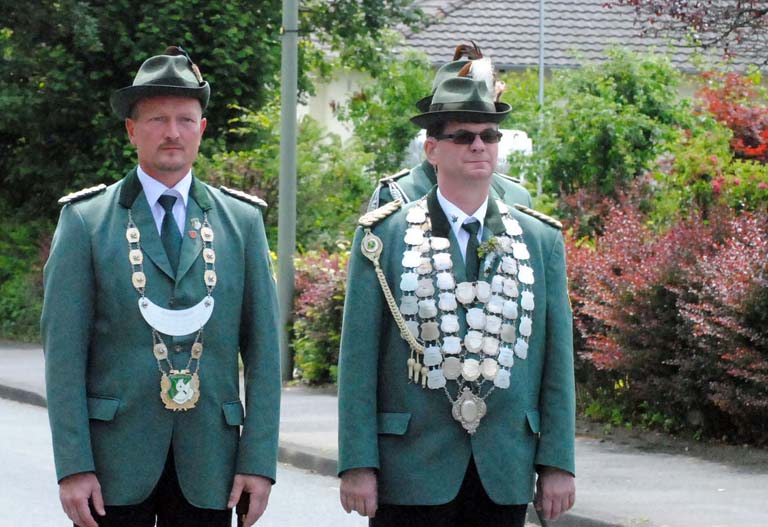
[434,129,503,145]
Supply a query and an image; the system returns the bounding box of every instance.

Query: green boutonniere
[477,237,501,260]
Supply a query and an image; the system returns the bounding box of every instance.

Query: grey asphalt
[2,341,767,527]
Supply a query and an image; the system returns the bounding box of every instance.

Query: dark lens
[479,130,502,144]
[451,130,477,144]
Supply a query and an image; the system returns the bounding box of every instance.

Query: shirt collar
[436,187,488,239]
[136,165,192,208]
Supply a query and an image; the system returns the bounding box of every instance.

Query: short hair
[426,122,446,138]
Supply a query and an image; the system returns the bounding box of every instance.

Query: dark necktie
[462,219,481,282]
[158,195,182,274]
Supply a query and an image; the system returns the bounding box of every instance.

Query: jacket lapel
[426,187,466,283]
[176,179,211,282]
[480,198,506,283]
[489,176,506,202]
[118,169,175,281]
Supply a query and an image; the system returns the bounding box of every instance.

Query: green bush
[196,100,375,250]
[507,48,693,202]
[335,42,432,175]
[0,212,52,341]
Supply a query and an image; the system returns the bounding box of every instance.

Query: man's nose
[164,119,181,139]
[470,133,486,151]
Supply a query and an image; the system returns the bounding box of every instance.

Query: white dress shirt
[436,188,488,261]
[136,166,192,236]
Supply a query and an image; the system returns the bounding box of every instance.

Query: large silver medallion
[451,387,487,435]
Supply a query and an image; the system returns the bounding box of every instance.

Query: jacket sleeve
[236,207,281,480]
[535,231,576,475]
[41,204,97,481]
[337,226,385,475]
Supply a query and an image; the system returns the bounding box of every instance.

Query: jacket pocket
[526,409,541,435]
[222,400,245,426]
[377,412,411,435]
[87,396,120,421]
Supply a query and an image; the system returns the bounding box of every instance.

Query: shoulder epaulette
[359,200,402,227]
[58,184,107,205]
[378,168,410,184]
[494,172,522,184]
[219,185,267,208]
[514,204,563,230]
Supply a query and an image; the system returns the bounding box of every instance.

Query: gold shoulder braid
[513,204,563,229]
[58,184,107,205]
[220,185,268,208]
[359,200,402,227]
[126,210,218,411]
[361,199,536,434]
[360,200,422,355]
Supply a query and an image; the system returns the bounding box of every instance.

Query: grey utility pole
[537,0,545,196]
[278,0,298,381]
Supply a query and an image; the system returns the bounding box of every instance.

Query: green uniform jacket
[369,160,532,210]
[41,169,281,509]
[338,187,574,506]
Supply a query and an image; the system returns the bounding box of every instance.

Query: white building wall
[298,71,370,141]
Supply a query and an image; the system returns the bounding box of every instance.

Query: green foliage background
[0,0,422,219]
[196,102,374,250]
[0,1,421,341]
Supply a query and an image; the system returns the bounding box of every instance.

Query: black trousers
[77,450,232,527]
[371,457,528,527]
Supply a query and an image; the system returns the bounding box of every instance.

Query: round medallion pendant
[451,387,487,434]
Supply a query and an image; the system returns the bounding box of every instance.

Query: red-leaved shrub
[697,72,768,163]
[568,201,768,444]
[292,250,349,383]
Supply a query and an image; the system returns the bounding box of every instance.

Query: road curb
[1,384,622,527]
[0,384,47,408]
[278,442,337,478]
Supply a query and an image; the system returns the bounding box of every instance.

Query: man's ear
[125,119,136,146]
[424,137,439,167]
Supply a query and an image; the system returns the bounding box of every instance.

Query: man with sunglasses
[367,54,532,213]
[338,53,576,527]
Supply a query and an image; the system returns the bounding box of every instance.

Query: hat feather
[453,40,483,61]
[470,58,494,93]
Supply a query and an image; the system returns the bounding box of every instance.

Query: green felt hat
[110,46,210,119]
[414,60,471,113]
[410,73,511,129]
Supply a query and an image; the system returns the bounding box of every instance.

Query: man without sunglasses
[367,45,532,212]
[42,47,280,527]
[337,46,576,527]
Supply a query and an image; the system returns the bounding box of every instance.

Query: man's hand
[228,474,272,527]
[534,466,575,521]
[59,472,105,527]
[340,467,378,518]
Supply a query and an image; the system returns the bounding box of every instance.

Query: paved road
[4,342,768,527]
[0,398,365,527]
